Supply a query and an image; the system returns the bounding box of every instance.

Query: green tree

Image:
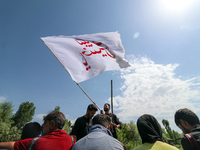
[63,119,71,134]
[117,121,141,150]
[162,119,174,139]
[0,122,20,142]
[162,119,183,149]
[12,101,36,129]
[55,106,60,111]
[0,101,14,123]
[0,101,21,142]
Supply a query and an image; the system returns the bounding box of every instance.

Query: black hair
[21,122,41,140]
[43,110,66,129]
[92,114,111,127]
[104,103,110,108]
[175,108,200,126]
[87,104,98,111]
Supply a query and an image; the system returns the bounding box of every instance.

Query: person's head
[21,122,41,140]
[174,108,200,134]
[42,110,66,135]
[85,104,98,119]
[137,114,162,144]
[92,114,111,129]
[104,103,110,112]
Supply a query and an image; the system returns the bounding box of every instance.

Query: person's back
[133,141,179,150]
[15,129,72,150]
[133,114,179,150]
[71,114,124,150]
[182,127,200,150]
[72,124,123,150]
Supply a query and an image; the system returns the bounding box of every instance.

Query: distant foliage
[63,119,72,134]
[13,101,36,129]
[0,102,14,123]
[0,101,36,142]
[117,119,183,150]
[162,119,183,149]
[117,120,141,150]
[55,106,60,111]
[0,122,20,142]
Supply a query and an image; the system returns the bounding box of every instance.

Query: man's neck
[105,111,110,115]
[84,114,89,119]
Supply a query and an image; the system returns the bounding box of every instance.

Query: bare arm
[0,142,15,150]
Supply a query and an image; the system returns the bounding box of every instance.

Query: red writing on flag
[75,39,115,71]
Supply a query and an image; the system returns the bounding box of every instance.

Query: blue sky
[1,0,200,132]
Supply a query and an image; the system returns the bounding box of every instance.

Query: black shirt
[105,113,121,139]
[181,125,200,150]
[71,116,92,141]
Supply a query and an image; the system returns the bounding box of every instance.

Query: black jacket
[181,125,200,150]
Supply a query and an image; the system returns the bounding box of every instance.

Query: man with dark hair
[21,122,41,140]
[101,103,121,139]
[71,104,98,141]
[71,114,124,150]
[174,108,200,150]
[0,110,73,150]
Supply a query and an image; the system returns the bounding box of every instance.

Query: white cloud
[0,96,6,102]
[35,114,46,120]
[111,55,200,131]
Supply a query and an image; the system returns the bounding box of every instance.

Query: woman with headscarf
[133,114,179,150]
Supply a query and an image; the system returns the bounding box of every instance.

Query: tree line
[0,101,183,150]
[0,101,71,142]
[116,119,183,150]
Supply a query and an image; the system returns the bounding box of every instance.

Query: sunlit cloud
[35,114,46,120]
[111,55,200,125]
[0,96,6,102]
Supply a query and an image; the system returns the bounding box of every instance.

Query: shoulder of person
[191,126,200,133]
[74,116,84,123]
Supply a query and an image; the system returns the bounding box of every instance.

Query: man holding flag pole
[101,103,121,139]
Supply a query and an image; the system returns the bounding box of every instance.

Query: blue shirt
[71,124,124,150]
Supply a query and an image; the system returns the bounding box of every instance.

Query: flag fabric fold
[41,31,130,83]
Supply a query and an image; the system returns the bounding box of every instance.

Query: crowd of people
[0,104,199,150]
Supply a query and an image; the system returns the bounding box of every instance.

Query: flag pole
[111,80,113,115]
[76,82,101,110]
[111,80,120,132]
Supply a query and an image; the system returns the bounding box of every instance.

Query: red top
[14,130,73,150]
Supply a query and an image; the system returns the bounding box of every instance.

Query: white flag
[41,31,130,83]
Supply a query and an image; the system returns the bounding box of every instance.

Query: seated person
[133,114,179,150]
[21,122,41,140]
